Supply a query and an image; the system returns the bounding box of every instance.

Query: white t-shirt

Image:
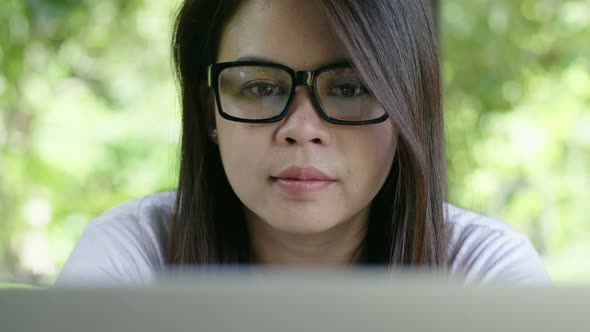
[54,190,552,286]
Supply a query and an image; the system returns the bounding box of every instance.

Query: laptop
[2,267,589,332]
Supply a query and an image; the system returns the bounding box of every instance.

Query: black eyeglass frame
[207,61,389,126]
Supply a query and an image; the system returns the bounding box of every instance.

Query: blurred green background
[1,0,589,286]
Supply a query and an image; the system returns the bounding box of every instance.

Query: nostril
[311,138,321,143]
[286,137,296,144]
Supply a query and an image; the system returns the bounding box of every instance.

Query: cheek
[216,121,268,195]
[345,124,397,191]
[375,128,397,173]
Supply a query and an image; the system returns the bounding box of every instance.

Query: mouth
[271,177,335,195]
[271,166,336,195]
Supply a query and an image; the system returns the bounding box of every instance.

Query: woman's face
[213,0,397,235]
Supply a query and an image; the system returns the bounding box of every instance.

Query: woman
[55,0,550,285]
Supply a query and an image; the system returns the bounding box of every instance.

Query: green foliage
[0,282,39,289]
[443,0,590,283]
[1,0,588,285]
[0,0,180,284]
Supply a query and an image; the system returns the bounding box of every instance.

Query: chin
[265,216,341,235]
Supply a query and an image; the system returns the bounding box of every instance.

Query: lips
[272,166,335,181]
[271,166,336,195]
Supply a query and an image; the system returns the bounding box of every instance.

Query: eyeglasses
[207,61,389,125]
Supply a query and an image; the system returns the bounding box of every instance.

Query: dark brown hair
[166,0,447,266]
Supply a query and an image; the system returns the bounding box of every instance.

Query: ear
[199,83,218,145]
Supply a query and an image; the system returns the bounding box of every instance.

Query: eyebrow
[235,55,277,63]
[234,55,351,68]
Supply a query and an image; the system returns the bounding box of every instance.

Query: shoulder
[54,190,176,287]
[91,190,176,251]
[444,203,552,286]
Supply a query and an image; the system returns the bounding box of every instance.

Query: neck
[245,208,369,266]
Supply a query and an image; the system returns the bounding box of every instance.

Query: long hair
[166,0,447,266]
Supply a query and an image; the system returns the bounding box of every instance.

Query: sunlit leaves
[444,0,590,284]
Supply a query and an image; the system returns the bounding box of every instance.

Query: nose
[275,86,331,146]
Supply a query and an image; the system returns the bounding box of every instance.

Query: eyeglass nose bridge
[295,71,314,87]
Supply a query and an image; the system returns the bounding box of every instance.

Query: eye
[329,81,368,97]
[244,82,286,97]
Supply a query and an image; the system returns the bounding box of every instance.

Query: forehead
[217,0,349,71]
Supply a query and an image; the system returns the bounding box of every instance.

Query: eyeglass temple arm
[207,65,213,88]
